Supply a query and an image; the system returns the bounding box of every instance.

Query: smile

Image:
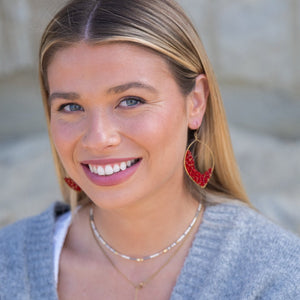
[88,159,140,176]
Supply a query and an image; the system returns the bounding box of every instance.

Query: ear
[187,74,209,130]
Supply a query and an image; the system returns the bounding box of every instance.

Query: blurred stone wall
[0,0,299,233]
[0,0,63,139]
[183,0,300,139]
[0,0,61,75]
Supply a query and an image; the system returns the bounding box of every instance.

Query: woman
[0,0,299,299]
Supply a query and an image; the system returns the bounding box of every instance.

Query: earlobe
[187,74,209,130]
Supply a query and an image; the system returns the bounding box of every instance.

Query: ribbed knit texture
[0,202,68,300]
[0,201,299,299]
[171,202,300,299]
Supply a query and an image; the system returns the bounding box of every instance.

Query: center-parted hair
[39,0,249,207]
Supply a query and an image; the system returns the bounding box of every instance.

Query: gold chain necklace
[89,204,203,300]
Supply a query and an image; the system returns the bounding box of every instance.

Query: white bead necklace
[89,202,202,262]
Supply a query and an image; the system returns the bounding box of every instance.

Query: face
[47,42,205,209]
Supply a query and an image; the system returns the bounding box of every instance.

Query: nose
[81,109,121,151]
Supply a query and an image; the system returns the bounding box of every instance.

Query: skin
[47,42,208,299]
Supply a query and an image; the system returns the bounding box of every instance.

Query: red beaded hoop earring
[64,177,82,192]
[184,132,215,188]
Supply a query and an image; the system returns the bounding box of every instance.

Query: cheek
[50,118,82,165]
[122,111,168,142]
[125,105,187,156]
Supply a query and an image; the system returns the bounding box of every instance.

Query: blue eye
[59,103,84,112]
[119,97,144,107]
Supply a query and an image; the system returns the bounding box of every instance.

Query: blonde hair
[39,0,250,207]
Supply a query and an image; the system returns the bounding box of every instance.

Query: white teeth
[97,166,105,176]
[113,164,120,173]
[88,159,138,176]
[104,165,114,175]
[120,162,126,171]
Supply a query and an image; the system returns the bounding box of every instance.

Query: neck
[91,187,200,258]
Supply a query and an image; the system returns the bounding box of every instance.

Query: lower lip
[82,160,141,187]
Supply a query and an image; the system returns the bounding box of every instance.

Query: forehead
[49,42,167,66]
[47,42,174,91]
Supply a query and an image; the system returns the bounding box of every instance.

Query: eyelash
[56,96,145,113]
[57,103,84,112]
[118,96,145,108]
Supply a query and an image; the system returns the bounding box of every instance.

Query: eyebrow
[48,92,80,103]
[48,81,158,103]
[106,82,158,94]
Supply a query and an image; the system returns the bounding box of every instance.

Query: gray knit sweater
[0,201,299,300]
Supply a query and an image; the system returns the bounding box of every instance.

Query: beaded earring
[184,132,214,188]
[64,177,82,192]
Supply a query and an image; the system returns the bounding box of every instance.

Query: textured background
[0,0,299,235]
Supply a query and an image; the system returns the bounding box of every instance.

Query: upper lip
[81,157,140,165]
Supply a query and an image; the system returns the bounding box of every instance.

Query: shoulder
[206,200,300,296]
[173,198,300,299]
[0,202,70,298]
[0,201,70,245]
[204,200,300,254]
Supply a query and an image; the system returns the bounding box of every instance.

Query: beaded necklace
[89,203,203,300]
[89,202,202,262]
